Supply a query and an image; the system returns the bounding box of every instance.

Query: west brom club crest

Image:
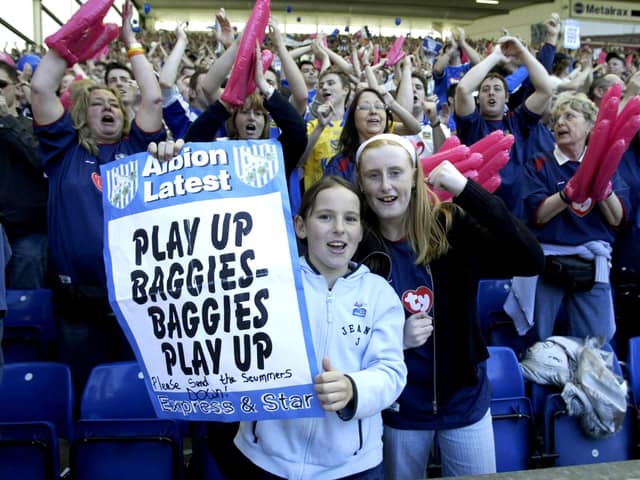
[106,159,139,209]
[233,143,280,188]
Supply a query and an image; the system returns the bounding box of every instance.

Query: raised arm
[381,88,421,135]
[121,0,162,132]
[158,21,189,89]
[455,43,507,117]
[394,56,414,113]
[201,34,240,102]
[501,37,555,114]
[456,28,482,65]
[267,17,307,115]
[30,50,66,125]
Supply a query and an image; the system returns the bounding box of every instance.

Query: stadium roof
[144,0,554,28]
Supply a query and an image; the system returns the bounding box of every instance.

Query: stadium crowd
[1,0,640,478]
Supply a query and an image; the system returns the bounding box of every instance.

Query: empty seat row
[487,345,636,472]
[0,361,227,480]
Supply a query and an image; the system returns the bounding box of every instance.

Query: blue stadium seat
[2,289,57,362]
[487,346,525,398]
[477,279,535,356]
[80,361,155,419]
[72,419,183,480]
[491,397,533,472]
[0,362,74,479]
[72,361,184,480]
[487,347,534,472]
[0,422,58,480]
[0,362,74,438]
[543,393,634,466]
[627,336,640,405]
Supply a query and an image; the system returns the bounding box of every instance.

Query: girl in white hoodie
[234,176,407,480]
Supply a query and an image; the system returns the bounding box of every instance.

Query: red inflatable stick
[45,0,118,66]
[564,119,611,203]
[385,36,406,66]
[420,144,470,174]
[439,135,461,152]
[221,0,271,108]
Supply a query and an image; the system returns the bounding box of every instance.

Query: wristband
[128,42,143,50]
[127,47,145,59]
[262,85,275,100]
[558,189,571,205]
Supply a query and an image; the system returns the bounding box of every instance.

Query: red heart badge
[569,197,593,217]
[91,172,103,192]
[402,286,433,314]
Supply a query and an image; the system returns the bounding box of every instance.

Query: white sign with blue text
[101,140,323,422]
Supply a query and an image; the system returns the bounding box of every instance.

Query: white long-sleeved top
[235,257,407,479]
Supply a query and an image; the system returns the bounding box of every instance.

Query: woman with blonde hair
[353,133,544,478]
[29,0,166,396]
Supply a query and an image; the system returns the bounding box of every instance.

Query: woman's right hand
[147,139,184,162]
[403,312,433,349]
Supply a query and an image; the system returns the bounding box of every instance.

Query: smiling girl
[353,133,544,478]
[234,176,407,479]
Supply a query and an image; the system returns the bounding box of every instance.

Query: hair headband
[355,133,418,167]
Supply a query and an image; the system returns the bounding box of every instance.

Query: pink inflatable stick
[261,48,274,71]
[221,0,271,108]
[477,150,509,183]
[45,0,116,65]
[421,145,470,175]
[439,135,461,152]
[596,83,622,122]
[373,46,380,65]
[385,36,406,66]
[481,174,502,194]
[564,119,611,202]
[468,130,505,155]
[590,138,628,201]
[82,23,120,63]
[613,96,640,133]
[474,134,514,163]
[454,152,484,173]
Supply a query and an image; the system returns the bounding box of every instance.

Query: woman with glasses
[323,87,420,184]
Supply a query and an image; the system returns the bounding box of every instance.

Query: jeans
[255,462,385,480]
[533,277,615,342]
[5,233,48,289]
[383,409,496,479]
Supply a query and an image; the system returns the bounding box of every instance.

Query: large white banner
[101,140,323,422]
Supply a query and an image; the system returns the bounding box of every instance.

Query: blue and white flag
[101,140,322,422]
